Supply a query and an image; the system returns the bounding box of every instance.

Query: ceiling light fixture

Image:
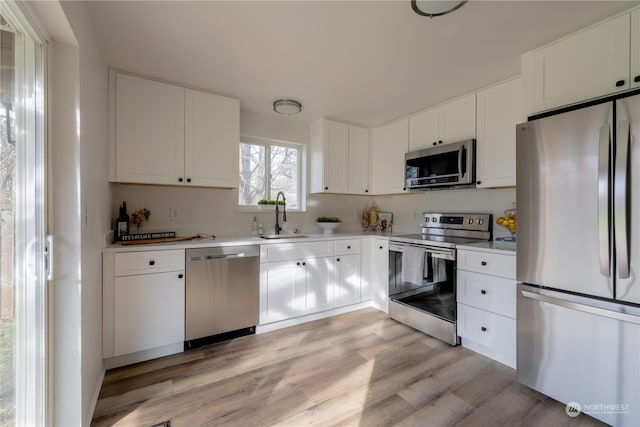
[273,99,302,115]
[411,0,467,18]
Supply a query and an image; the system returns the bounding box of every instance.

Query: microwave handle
[458,146,466,179]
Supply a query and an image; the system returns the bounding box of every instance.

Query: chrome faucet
[274,191,287,235]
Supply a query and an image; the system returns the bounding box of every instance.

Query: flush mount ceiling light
[412,0,467,18]
[273,99,302,115]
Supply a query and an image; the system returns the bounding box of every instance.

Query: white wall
[37,1,111,424]
[113,110,515,239]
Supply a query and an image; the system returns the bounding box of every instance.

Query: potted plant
[316,216,342,235]
[257,199,286,211]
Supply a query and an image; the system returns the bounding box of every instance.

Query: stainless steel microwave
[405,139,475,190]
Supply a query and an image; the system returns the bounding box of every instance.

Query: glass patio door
[0,3,46,426]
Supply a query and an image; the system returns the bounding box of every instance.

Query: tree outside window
[239,141,300,209]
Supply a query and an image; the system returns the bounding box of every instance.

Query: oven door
[388,242,459,345]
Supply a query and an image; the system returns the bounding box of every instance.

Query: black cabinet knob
[178,177,183,182]
[403,187,407,191]
[365,189,369,193]
[481,261,487,266]
[347,245,351,249]
[336,258,340,262]
[476,180,482,185]
[616,80,625,87]
[379,246,383,249]
[187,178,191,183]
[149,260,155,266]
[302,262,306,266]
[438,140,443,144]
[481,290,487,295]
[481,326,487,332]
[432,142,437,146]
[325,186,328,190]
[178,274,183,279]
[296,262,301,266]
[635,75,640,83]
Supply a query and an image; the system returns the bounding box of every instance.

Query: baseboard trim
[85,366,106,426]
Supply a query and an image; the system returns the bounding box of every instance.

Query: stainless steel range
[389,213,492,345]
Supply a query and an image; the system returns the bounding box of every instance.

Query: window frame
[237,135,306,212]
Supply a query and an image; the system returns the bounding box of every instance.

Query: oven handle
[389,243,456,261]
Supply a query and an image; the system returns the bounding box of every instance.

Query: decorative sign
[120,231,176,242]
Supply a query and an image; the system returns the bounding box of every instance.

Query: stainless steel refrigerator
[516,92,640,427]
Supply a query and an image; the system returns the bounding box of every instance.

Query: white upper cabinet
[184,89,239,188]
[110,71,239,188]
[114,73,186,185]
[631,9,640,89]
[310,119,370,194]
[523,13,631,114]
[409,93,476,151]
[371,119,409,195]
[476,77,524,188]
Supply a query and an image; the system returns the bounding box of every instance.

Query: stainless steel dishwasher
[185,245,260,350]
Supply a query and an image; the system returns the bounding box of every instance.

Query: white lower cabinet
[362,237,389,312]
[103,249,186,365]
[259,238,367,325]
[456,247,516,368]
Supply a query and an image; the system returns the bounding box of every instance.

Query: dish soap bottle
[114,201,130,241]
[252,216,259,237]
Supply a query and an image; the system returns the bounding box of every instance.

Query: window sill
[236,205,306,213]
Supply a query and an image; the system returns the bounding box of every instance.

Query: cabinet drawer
[114,249,185,277]
[334,239,361,255]
[457,270,516,318]
[457,249,515,279]
[260,241,333,263]
[457,303,515,357]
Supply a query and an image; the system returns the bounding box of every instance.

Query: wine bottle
[114,201,130,241]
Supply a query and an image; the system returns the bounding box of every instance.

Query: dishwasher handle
[187,245,260,262]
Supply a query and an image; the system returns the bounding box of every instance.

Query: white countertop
[104,231,391,253]
[456,241,517,255]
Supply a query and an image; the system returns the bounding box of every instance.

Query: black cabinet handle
[187,178,191,183]
[365,189,368,193]
[432,142,437,146]
[149,260,155,266]
[178,274,183,279]
[616,80,625,87]
[302,262,306,266]
[476,180,482,185]
[403,187,407,191]
[438,140,443,144]
[336,258,340,262]
[296,262,301,266]
[178,177,183,182]
[347,245,351,249]
[481,261,487,266]
[481,326,487,332]
[325,186,328,190]
[481,290,487,295]
[635,75,640,83]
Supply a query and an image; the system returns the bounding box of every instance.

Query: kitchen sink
[260,234,309,239]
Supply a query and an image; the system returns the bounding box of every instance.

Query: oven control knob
[477,218,484,225]
[431,217,437,222]
[467,218,474,224]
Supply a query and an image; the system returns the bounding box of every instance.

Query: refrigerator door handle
[521,290,640,324]
[597,124,611,277]
[615,120,630,279]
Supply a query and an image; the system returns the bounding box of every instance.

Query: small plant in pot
[316,216,342,235]
[257,199,286,211]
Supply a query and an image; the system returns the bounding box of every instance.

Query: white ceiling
[85,0,637,127]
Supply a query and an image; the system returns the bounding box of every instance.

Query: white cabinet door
[260,260,305,323]
[334,254,361,308]
[476,77,523,188]
[184,89,239,188]
[115,73,185,185]
[303,257,334,314]
[439,93,476,145]
[371,119,409,195]
[631,10,640,89]
[113,271,185,356]
[361,238,389,312]
[526,14,630,114]
[348,125,370,194]
[409,107,439,151]
[324,121,350,193]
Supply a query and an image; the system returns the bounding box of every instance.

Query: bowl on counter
[316,221,340,235]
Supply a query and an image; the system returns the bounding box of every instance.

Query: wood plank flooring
[92,308,605,427]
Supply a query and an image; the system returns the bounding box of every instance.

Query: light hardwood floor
[92,308,605,427]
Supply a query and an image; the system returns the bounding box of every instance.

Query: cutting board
[115,236,198,245]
